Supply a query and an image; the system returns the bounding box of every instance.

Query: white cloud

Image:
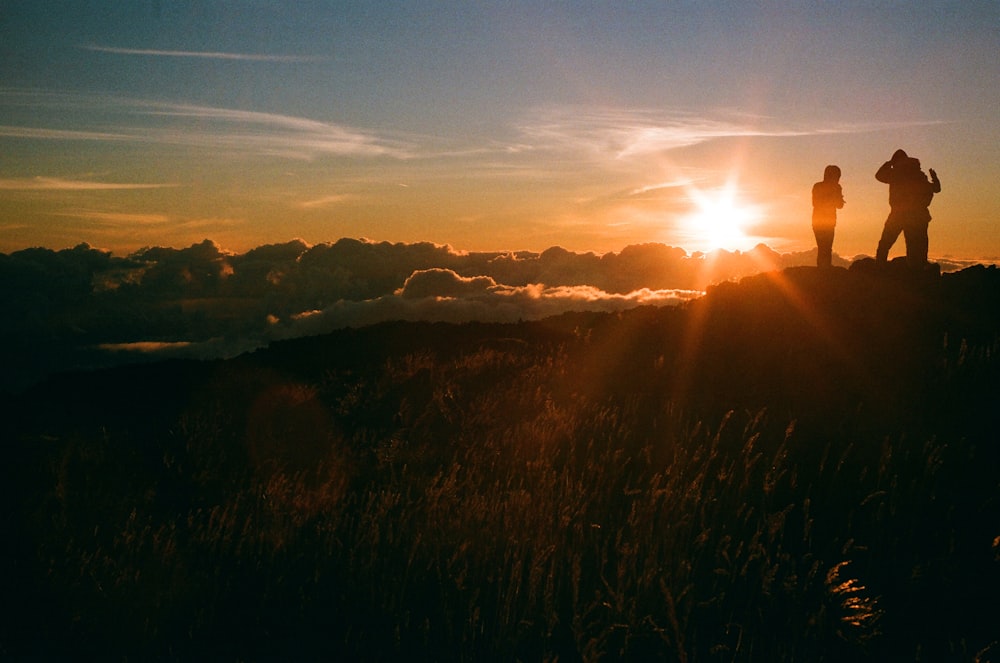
[273,267,700,340]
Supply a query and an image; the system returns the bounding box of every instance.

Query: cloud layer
[0,236,984,392]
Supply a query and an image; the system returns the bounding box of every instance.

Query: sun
[679,184,762,252]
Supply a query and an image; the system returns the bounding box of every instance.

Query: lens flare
[679,183,763,252]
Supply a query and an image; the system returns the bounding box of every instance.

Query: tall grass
[7,334,1000,661]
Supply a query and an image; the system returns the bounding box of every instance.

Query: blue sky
[2,1,999,259]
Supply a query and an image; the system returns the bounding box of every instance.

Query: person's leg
[904,221,929,267]
[814,227,833,268]
[876,214,902,263]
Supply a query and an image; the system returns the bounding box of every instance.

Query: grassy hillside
[3,264,999,661]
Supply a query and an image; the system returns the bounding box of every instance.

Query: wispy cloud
[0,176,177,190]
[138,102,339,133]
[0,125,130,141]
[129,100,415,159]
[148,104,412,158]
[517,106,945,160]
[517,107,772,159]
[627,180,692,197]
[297,194,353,209]
[81,44,325,63]
[0,91,413,160]
[51,210,171,225]
[173,216,245,231]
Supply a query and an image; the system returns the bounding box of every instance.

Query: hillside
[3,262,1000,661]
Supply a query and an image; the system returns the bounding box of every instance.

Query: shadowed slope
[2,263,999,661]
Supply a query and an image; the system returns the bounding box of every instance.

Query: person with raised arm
[874,149,941,268]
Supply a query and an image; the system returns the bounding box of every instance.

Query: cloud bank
[277,267,696,340]
[0,237,985,392]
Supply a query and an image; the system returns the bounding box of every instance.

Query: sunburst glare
[678,183,764,253]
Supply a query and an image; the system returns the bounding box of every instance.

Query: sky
[1,1,999,261]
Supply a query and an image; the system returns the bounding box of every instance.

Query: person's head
[823,165,841,182]
[891,149,909,163]
[896,156,921,173]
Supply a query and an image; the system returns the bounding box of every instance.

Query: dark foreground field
[3,263,1000,661]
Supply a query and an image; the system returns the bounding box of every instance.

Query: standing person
[874,149,941,267]
[812,165,845,268]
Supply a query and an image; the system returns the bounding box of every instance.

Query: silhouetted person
[812,165,845,268]
[874,149,941,267]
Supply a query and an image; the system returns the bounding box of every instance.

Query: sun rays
[677,181,764,253]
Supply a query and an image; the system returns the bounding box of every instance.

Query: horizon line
[1,237,995,268]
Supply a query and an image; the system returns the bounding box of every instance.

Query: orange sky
[2,4,999,261]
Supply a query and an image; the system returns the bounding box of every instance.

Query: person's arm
[929,168,941,193]
[875,161,894,183]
